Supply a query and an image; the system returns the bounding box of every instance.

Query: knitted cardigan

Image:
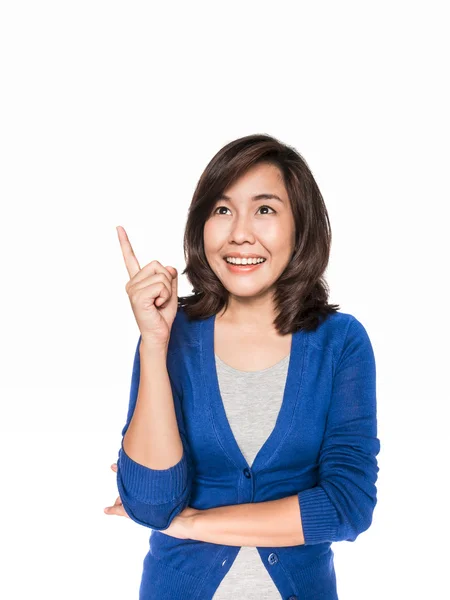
[116,307,380,599]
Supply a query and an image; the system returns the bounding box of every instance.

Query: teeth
[225,257,266,265]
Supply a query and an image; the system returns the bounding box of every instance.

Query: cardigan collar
[200,312,308,473]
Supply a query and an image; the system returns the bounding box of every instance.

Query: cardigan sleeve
[116,335,194,530]
[297,316,381,544]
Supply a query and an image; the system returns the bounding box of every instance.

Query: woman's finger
[104,497,129,518]
[116,226,141,280]
[125,260,173,292]
[126,270,173,302]
[104,504,128,517]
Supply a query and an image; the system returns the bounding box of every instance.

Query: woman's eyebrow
[217,193,284,203]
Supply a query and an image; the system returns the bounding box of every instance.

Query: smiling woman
[112,133,380,600]
[180,133,339,333]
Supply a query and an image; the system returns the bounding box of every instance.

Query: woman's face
[203,161,296,301]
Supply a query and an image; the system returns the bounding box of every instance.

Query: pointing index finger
[116,226,141,279]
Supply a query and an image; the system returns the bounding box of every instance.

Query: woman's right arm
[116,335,193,530]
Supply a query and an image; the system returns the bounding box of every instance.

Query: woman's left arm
[184,495,304,547]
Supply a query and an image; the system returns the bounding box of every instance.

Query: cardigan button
[287,596,298,600]
[268,552,278,565]
[243,468,251,478]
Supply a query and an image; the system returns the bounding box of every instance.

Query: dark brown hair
[178,133,340,333]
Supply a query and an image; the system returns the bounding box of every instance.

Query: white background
[1,1,448,598]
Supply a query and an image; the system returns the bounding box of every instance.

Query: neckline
[201,312,307,472]
[214,352,290,375]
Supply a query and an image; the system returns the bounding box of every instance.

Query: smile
[223,259,266,274]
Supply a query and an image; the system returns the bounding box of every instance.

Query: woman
[105,133,381,599]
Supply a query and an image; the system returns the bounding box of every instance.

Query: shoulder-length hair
[178,133,340,334]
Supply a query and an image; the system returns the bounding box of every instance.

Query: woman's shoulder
[310,310,374,363]
[316,309,370,336]
[167,304,201,356]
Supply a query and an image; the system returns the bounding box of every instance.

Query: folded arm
[189,495,304,547]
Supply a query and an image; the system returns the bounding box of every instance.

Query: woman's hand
[158,505,199,540]
[104,463,200,539]
[103,463,129,519]
[116,225,179,350]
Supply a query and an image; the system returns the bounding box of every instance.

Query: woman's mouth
[223,258,266,274]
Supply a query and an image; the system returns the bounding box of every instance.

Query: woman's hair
[178,133,340,334]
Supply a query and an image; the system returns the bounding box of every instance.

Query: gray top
[212,351,290,600]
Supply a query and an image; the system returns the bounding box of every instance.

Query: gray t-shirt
[212,351,290,600]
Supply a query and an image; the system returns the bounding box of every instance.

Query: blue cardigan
[116,306,380,600]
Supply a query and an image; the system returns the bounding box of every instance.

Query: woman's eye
[213,205,275,215]
[258,205,275,214]
[213,206,230,215]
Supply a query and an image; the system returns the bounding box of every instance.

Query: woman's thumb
[166,266,178,294]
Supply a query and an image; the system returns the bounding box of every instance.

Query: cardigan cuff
[117,440,189,505]
[297,486,340,545]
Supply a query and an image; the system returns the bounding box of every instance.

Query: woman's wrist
[183,508,202,539]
